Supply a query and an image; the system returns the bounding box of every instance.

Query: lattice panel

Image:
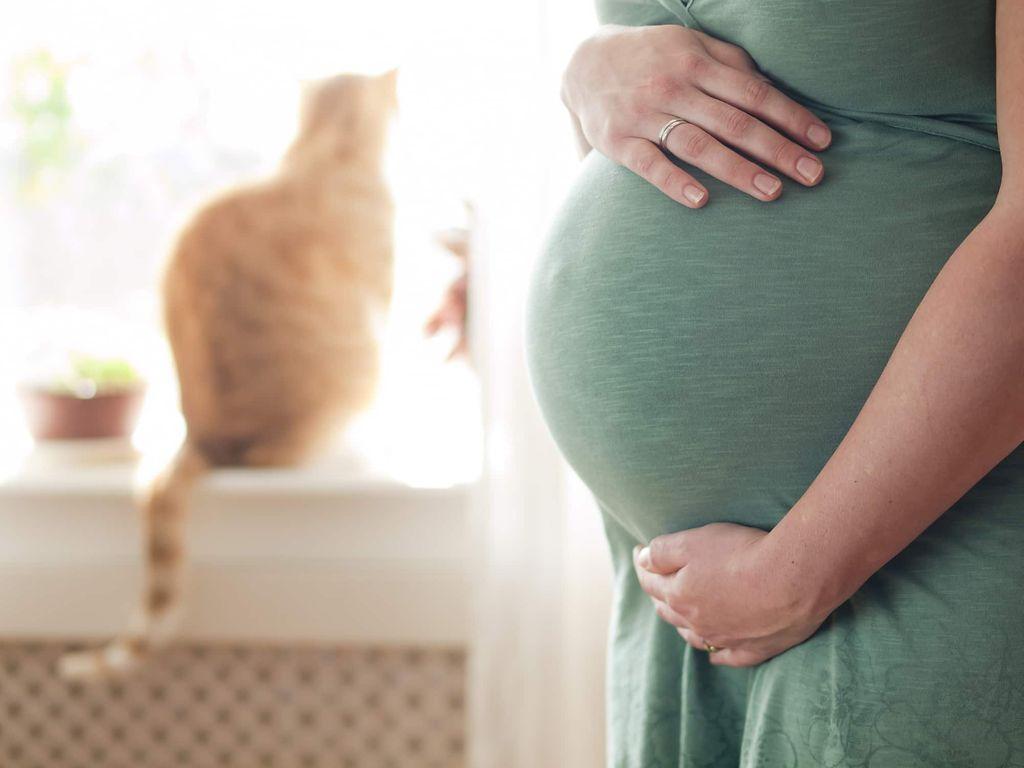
[0,641,465,768]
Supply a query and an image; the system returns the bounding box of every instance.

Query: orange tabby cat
[60,70,398,679]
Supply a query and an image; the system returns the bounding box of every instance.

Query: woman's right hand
[562,24,833,208]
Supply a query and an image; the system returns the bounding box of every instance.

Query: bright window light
[0,0,488,487]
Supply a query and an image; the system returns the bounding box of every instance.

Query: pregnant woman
[525,0,1024,765]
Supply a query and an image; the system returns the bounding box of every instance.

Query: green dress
[524,0,1023,765]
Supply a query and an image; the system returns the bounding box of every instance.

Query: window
[0,0,485,487]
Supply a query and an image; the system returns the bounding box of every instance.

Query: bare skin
[424,224,471,361]
[630,0,1024,667]
[561,24,832,207]
[425,201,475,361]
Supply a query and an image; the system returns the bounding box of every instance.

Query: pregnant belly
[524,115,1001,544]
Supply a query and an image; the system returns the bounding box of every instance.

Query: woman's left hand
[633,522,833,667]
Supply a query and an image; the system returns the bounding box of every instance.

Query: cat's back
[166,169,391,295]
[167,179,310,283]
[162,165,394,442]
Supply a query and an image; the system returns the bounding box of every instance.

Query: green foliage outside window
[10,50,81,202]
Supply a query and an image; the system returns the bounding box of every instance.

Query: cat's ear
[378,67,399,109]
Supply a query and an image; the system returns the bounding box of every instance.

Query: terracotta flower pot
[18,386,146,441]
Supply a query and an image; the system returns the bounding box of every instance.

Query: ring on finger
[658,116,690,152]
[703,639,723,654]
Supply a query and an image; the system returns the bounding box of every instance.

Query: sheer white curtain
[458,2,614,767]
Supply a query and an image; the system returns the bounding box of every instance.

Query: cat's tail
[59,443,209,680]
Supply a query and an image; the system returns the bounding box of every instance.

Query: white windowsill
[0,445,476,648]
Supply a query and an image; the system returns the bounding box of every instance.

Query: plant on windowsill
[18,354,146,441]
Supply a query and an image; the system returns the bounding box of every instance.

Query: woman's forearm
[766,193,1024,617]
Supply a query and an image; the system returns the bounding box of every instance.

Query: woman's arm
[764,0,1024,625]
[633,0,1024,667]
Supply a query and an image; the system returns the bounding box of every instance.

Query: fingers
[652,113,783,202]
[676,626,767,667]
[690,56,832,151]
[680,95,825,187]
[423,302,459,335]
[706,646,767,668]
[652,598,691,629]
[617,138,708,209]
[423,310,444,335]
[633,557,678,602]
[645,568,781,667]
[676,626,707,651]
[697,33,762,77]
[434,228,470,261]
[635,530,692,575]
[424,279,468,337]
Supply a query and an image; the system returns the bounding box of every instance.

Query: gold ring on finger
[703,640,722,653]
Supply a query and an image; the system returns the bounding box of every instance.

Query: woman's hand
[632,522,833,667]
[424,224,471,361]
[562,24,832,208]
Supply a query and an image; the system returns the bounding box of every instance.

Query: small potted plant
[18,353,146,441]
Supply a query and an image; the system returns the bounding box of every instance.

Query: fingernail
[754,174,781,197]
[637,547,651,569]
[684,185,706,205]
[796,156,822,183]
[807,123,830,148]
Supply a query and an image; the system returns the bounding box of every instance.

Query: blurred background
[0,1,612,767]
